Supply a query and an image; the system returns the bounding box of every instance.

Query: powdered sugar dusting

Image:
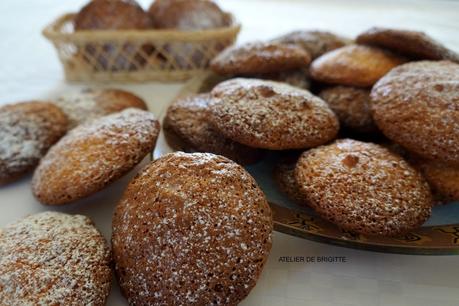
[0,113,43,168]
[271,30,351,59]
[0,102,67,184]
[371,60,459,165]
[53,89,147,129]
[209,78,339,149]
[319,86,377,134]
[211,42,311,75]
[32,108,160,205]
[151,0,231,30]
[112,152,272,305]
[0,212,111,305]
[164,93,262,164]
[54,91,100,128]
[356,27,459,62]
[176,4,229,30]
[295,139,432,236]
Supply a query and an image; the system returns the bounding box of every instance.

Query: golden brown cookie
[272,30,352,59]
[371,61,459,165]
[148,0,232,68]
[409,156,459,204]
[74,0,153,70]
[210,42,311,75]
[209,78,339,150]
[32,108,160,205]
[163,93,263,165]
[0,212,111,305]
[319,86,378,134]
[75,0,152,30]
[310,45,406,87]
[356,27,459,62]
[273,153,309,206]
[0,102,68,185]
[112,152,272,305]
[295,139,432,236]
[148,0,231,29]
[55,88,148,129]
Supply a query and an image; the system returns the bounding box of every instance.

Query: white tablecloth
[1,1,459,305]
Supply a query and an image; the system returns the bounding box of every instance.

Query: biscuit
[271,30,351,59]
[163,93,263,165]
[74,0,153,70]
[371,61,459,165]
[319,86,378,134]
[295,139,432,236]
[148,0,232,68]
[209,78,339,150]
[75,0,152,30]
[0,101,68,185]
[55,88,148,129]
[410,156,459,204]
[32,108,160,205]
[148,0,231,29]
[356,27,459,62]
[210,42,311,75]
[112,152,272,305]
[310,45,406,87]
[0,212,111,305]
[273,153,309,206]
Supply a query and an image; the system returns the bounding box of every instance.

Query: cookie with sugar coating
[209,78,339,150]
[54,88,148,129]
[371,61,459,166]
[273,153,310,206]
[319,86,378,134]
[0,211,111,306]
[295,139,432,236]
[32,108,160,205]
[163,93,263,165]
[211,42,311,75]
[0,101,68,185]
[74,0,153,70]
[75,0,152,30]
[409,155,459,204]
[148,0,231,29]
[356,27,459,62]
[310,45,406,87]
[148,0,232,68]
[112,152,272,305]
[255,69,311,90]
[272,30,351,59]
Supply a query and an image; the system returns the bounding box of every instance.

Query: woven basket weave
[43,13,240,82]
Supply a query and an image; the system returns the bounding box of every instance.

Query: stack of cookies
[1,89,273,304]
[1,25,458,306]
[164,27,459,238]
[0,88,161,206]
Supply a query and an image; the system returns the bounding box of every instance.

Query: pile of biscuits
[74,0,233,69]
[0,88,159,201]
[1,92,273,303]
[1,24,458,306]
[0,89,161,306]
[165,27,459,238]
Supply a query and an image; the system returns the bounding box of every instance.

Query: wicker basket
[42,13,240,82]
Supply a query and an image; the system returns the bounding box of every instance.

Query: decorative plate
[154,72,459,255]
